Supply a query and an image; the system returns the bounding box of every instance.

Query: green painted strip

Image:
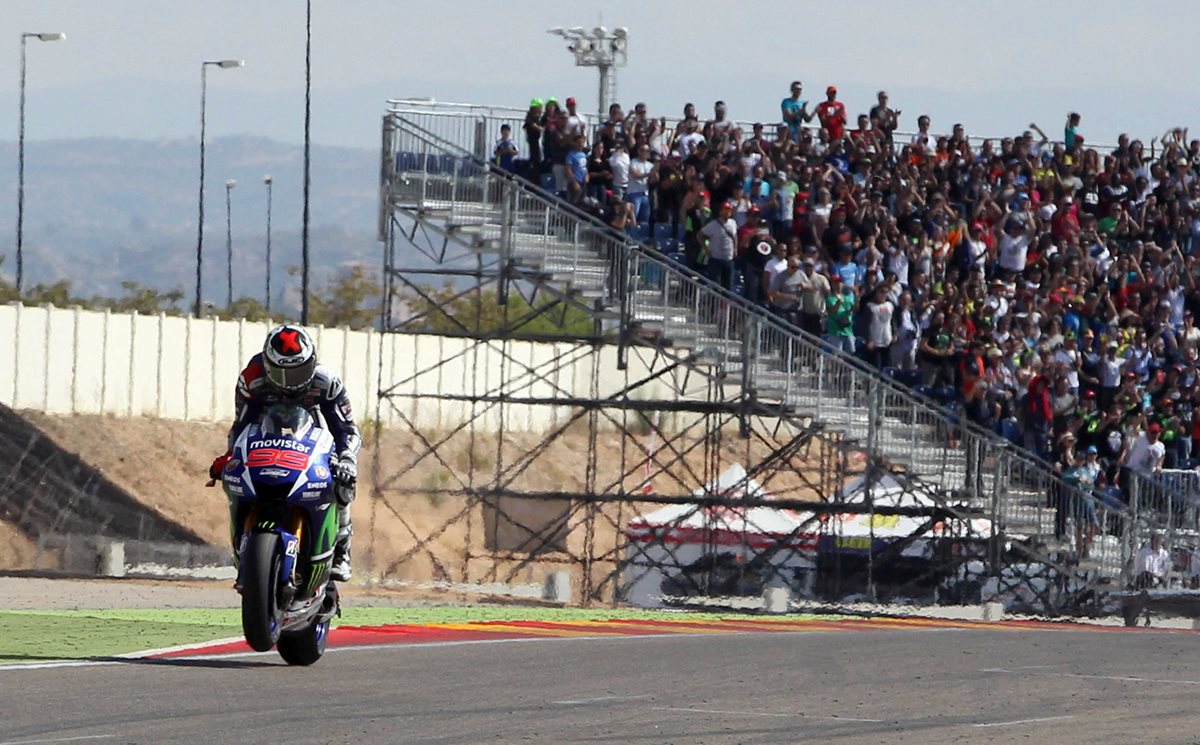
[0,605,842,664]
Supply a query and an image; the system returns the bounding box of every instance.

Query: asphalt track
[4,619,1200,745]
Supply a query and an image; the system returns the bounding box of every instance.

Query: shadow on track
[100,655,278,670]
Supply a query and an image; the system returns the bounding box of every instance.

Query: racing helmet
[262,325,316,393]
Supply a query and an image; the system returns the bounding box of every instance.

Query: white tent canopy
[833,472,993,541]
[622,464,818,607]
[625,464,819,550]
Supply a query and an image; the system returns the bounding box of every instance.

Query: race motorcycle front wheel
[277,617,330,666]
[241,532,284,652]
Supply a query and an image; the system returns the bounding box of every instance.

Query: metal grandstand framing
[364,113,994,609]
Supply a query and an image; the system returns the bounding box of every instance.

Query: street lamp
[263,175,273,312]
[301,0,312,325]
[16,31,66,295]
[224,179,236,307]
[194,58,244,318]
[546,25,628,121]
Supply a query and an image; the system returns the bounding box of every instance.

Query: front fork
[231,501,304,595]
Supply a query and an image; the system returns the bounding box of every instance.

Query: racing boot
[330,505,353,582]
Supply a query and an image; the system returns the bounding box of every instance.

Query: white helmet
[263,325,316,393]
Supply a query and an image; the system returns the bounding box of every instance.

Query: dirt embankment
[6,412,849,591]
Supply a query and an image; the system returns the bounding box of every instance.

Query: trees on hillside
[2,254,594,339]
[402,282,595,337]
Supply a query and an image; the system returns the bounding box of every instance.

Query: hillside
[0,136,380,313]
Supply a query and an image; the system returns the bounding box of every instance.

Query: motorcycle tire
[242,532,284,652]
[277,618,330,666]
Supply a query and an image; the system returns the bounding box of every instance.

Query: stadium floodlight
[547,24,628,120]
[34,32,66,42]
[216,59,244,69]
[547,27,565,36]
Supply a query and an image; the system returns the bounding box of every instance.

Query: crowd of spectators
[504,83,1200,556]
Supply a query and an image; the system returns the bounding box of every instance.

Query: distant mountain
[0,136,381,312]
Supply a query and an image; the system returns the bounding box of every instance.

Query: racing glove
[209,451,232,481]
[333,457,357,486]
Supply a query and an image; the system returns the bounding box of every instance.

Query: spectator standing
[1063,447,1100,558]
[678,120,706,160]
[766,254,805,324]
[1025,362,1054,456]
[911,115,933,154]
[494,124,518,173]
[543,99,567,194]
[565,96,588,141]
[1134,532,1171,588]
[816,86,847,142]
[597,103,626,152]
[608,139,631,199]
[1098,341,1124,409]
[869,91,901,154]
[705,101,736,143]
[1123,422,1166,492]
[586,142,612,203]
[797,258,830,337]
[699,201,738,290]
[781,81,812,143]
[1065,112,1083,155]
[627,144,654,225]
[523,99,544,182]
[892,292,920,370]
[564,135,588,204]
[997,207,1037,276]
[865,284,895,369]
[824,277,856,354]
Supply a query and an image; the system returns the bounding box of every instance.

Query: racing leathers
[226,352,361,581]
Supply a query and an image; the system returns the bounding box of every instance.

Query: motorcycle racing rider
[209,324,361,582]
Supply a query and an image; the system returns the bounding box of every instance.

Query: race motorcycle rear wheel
[242,532,284,652]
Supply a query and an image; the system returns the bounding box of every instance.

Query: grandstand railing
[1129,468,1200,580]
[386,98,1116,164]
[381,111,1160,591]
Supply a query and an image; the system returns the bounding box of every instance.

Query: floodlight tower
[547,26,628,121]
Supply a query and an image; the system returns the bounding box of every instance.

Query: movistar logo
[255,439,311,452]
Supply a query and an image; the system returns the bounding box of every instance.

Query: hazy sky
[4,0,1200,150]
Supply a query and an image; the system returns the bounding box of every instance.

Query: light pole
[263,175,273,312]
[546,26,628,121]
[301,0,312,325]
[224,179,236,307]
[16,31,66,296]
[194,58,244,318]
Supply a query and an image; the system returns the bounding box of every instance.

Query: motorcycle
[219,403,341,665]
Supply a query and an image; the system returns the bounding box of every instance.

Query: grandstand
[374,93,1200,614]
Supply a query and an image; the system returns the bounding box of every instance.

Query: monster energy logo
[307,561,328,595]
[257,520,276,530]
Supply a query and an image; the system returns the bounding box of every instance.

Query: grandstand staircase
[381,115,1178,612]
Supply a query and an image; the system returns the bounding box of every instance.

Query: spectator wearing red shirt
[1026,366,1054,456]
[816,86,847,142]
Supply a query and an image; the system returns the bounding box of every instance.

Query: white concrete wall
[0,303,685,430]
